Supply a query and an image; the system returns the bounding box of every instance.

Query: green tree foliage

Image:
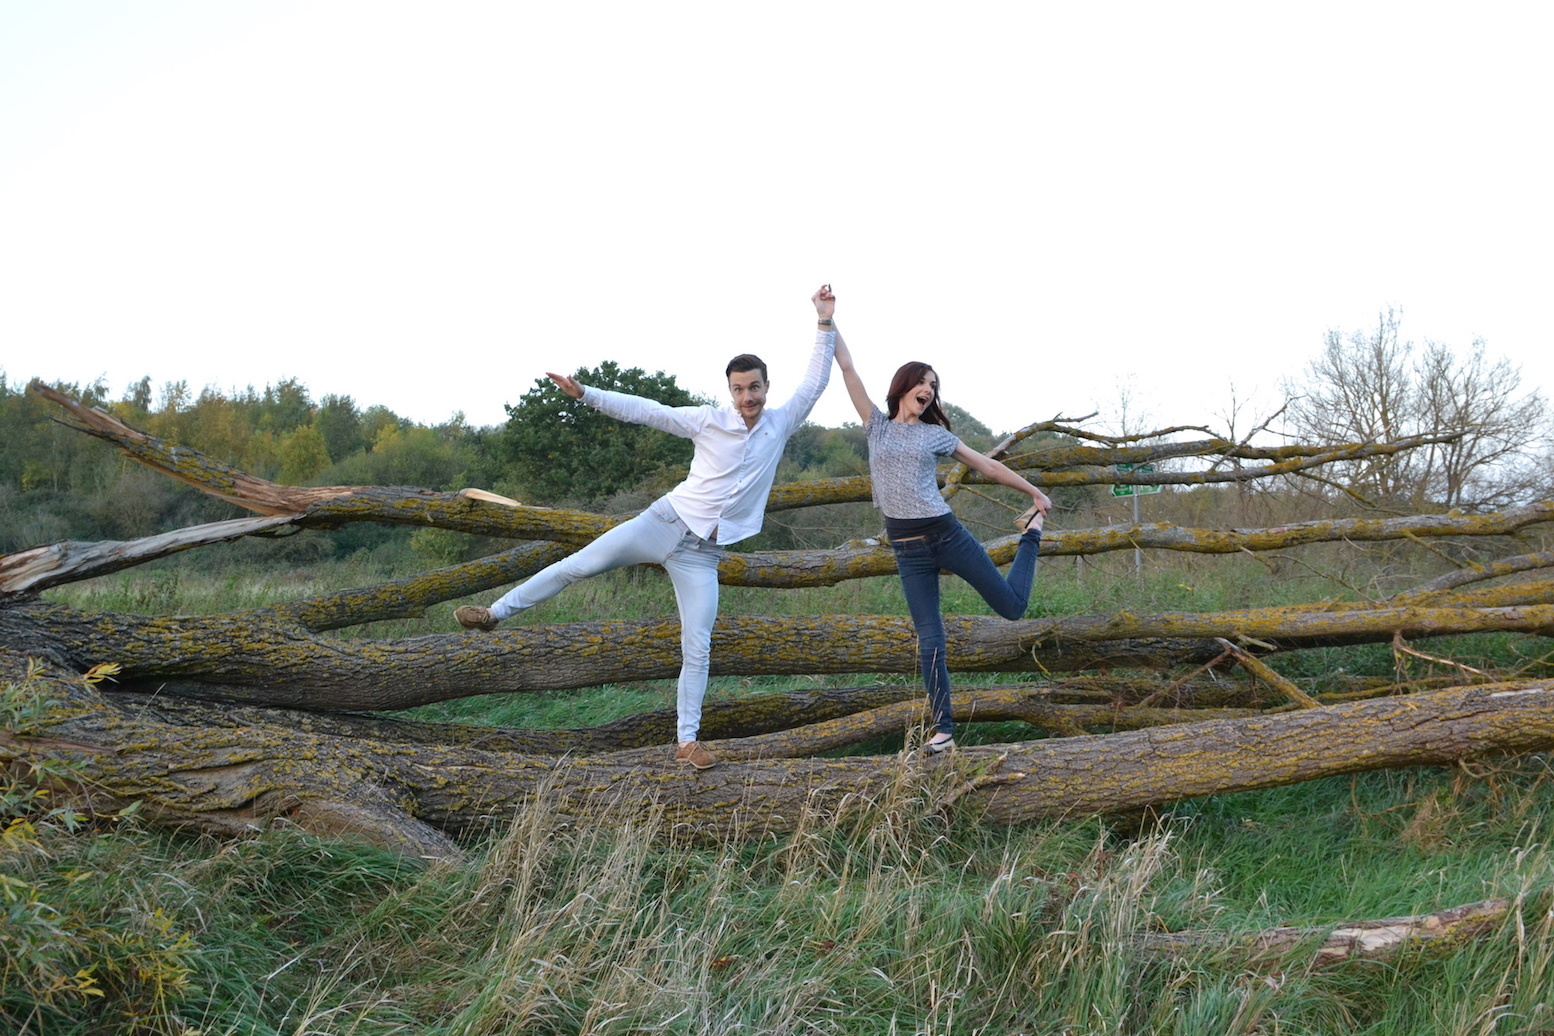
[314,394,366,462]
[124,375,153,415]
[277,425,332,485]
[0,375,124,551]
[329,424,468,490]
[781,423,868,478]
[182,387,253,469]
[258,377,314,433]
[498,362,708,506]
[0,374,331,551]
[942,402,992,438]
[361,404,402,448]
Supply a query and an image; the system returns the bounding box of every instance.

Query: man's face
[728,369,768,427]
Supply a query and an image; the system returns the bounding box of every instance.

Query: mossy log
[0,598,1211,709]
[105,671,1275,766]
[1403,551,1554,595]
[7,598,1551,711]
[29,380,1458,504]
[15,502,1554,598]
[7,651,1553,861]
[106,682,1259,757]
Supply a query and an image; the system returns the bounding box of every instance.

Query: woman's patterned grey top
[865,405,961,519]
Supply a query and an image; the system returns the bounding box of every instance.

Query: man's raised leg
[456,505,683,630]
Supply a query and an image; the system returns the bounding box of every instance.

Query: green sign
[1111,463,1162,497]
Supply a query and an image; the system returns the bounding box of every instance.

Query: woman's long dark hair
[885,361,953,431]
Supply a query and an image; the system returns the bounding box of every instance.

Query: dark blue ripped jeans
[890,518,1042,736]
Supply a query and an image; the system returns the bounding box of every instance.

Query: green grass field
[9,548,1554,1033]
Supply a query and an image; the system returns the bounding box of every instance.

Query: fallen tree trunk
[6,651,1553,860]
[15,504,1554,597]
[0,515,299,594]
[104,679,1266,757]
[970,680,1554,822]
[29,380,1461,504]
[1402,551,1554,595]
[0,598,1214,707]
[6,598,1550,710]
[768,432,1464,505]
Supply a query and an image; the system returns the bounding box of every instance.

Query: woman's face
[899,369,938,421]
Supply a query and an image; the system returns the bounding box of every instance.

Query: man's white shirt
[579,329,836,545]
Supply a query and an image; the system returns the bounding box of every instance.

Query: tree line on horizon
[3,310,1551,561]
[0,363,899,560]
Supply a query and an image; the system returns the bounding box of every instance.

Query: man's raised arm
[773,285,839,432]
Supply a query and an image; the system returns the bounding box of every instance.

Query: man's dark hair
[725,353,768,383]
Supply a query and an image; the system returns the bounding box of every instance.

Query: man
[455,285,839,769]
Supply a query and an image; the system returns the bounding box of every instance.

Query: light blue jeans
[488,496,722,743]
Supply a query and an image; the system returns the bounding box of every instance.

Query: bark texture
[9,598,1552,711]
[7,651,1554,863]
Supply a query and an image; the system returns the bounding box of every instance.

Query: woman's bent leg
[939,523,1042,620]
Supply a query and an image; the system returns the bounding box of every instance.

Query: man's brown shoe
[675,741,718,770]
[454,605,500,631]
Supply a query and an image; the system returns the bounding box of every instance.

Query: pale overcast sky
[2,2,1549,437]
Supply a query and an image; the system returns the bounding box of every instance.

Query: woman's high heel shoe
[1015,505,1044,534]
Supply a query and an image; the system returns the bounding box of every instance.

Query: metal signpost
[1112,464,1161,576]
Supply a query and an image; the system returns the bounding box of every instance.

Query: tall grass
[18,529,1554,1031]
[9,724,1554,1032]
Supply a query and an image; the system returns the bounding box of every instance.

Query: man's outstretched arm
[545,370,706,439]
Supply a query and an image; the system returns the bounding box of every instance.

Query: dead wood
[30,381,1459,508]
[1214,638,1321,707]
[15,502,1554,598]
[0,598,1211,709]
[1134,898,1509,964]
[102,679,1261,762]
[0,516,299,596]
[10,595,1552,712]
[1403,551,1554,595]
[715,690,1263,757]
[8,650,1554,860]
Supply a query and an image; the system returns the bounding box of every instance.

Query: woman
[820,286,1051,754]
